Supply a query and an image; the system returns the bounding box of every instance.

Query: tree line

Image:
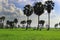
[0,0,55,31]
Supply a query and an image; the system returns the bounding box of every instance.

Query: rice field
[0,28,60,40]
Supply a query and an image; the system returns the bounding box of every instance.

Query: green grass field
[0,28,60,40]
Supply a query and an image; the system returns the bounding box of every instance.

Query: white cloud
[0,6,2,11]
[0,0,24,21]
[18,0,26,2]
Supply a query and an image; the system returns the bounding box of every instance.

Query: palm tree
[54,23,58,29]
[20,20,26,28]
[44,0,54,30]
[23,5,33,30]
[39,20,45,30]
[33,2,44,30]
[27,20,32,28]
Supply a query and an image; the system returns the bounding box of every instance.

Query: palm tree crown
[45,0,54,13]
[34,2,44,16]
[23,5,33,16]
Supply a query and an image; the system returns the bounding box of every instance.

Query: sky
[0,0,60,27]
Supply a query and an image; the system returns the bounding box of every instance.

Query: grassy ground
[0,28,60,40]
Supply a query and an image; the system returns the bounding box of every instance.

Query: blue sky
[0,0,60,27]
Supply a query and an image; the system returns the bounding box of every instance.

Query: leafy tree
[34,2,44,30]
[14,18,18,28]
[27,20,32,28]
[14,18,18,24]
[23,5,33,30]
[0,17,3,28]
[6,20,14,29]
[18,25,20,28]
[1,16,5,23]
[54,23,58,29]
[44,0,54,30]
[59,22,60,28]
[39,20,45,30]
[20,20,26,28]
[0,16,5,28]
[6,20,10,28]
[9,21,14,29]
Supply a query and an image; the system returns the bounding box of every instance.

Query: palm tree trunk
[37,16,39,30]
[47,13,50,30]
[26,16,29,30]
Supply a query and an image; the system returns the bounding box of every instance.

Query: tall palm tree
[39,20,45,30]
[23,5,33,30]
[20,20,26,28]
[44,0,54,30]
[33,2,44,30]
